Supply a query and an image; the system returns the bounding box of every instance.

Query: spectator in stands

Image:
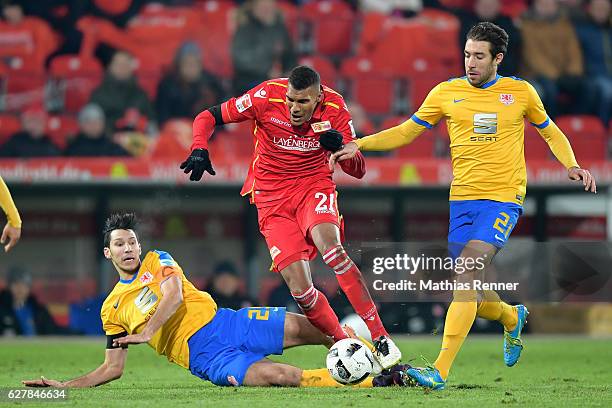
[0,0,58,70]
[64,103,129,157]
[0,267,68,336]
[560,0,587,21]
[0,109,60,157]
[156,42,224,126]
[89,50,155,133]
[575,0,612,126]
[458,0,522,76]
[520,0,597,117]
[231,0,297,95]
[205,261,255,310]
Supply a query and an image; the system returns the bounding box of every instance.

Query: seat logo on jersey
[254,88,267,99]
[236,93,252,113]
[473,113,497,135]
[140,271,153,284]
[311,120,332,133]
[134,287,158,314]
[499,94,514,105]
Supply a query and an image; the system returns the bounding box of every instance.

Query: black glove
[319,129,344,152]
[180,148,216,181]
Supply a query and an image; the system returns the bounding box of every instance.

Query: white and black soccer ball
[326,338,374,385]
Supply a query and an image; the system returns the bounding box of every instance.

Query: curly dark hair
[466,22,509,58]
[103,212,138,247]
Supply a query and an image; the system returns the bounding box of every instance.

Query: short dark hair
[103,212,138,247]
[466,22,509,58]
[288,65,320,90]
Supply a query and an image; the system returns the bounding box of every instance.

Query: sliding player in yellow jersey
[0,175,21,252]
[21,212,409,389]
[331,22,596,390]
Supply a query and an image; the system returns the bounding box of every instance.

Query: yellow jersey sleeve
[525,81,549,129]
[412,83,445,128]
[0,177,21,228]
[100,299,127,336]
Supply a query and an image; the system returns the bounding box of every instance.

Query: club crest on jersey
[140,271,153,284]
[236,93,252,113]
[499,94,514,105]
[254,88,267,99]
[311,120,332,133]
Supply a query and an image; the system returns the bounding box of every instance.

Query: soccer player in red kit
[180,66,401,370]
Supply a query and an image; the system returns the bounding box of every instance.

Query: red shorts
[256,180,344,273]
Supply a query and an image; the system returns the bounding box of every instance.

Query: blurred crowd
[0,0,609,159]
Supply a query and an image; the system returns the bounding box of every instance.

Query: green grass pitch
[1,336,610,407]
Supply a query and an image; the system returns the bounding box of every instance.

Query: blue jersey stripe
[411,114,433,129]
[530,117,550,129]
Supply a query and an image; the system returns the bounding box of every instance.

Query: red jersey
[191,78,365,203]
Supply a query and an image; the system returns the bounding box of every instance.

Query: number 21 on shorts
[493,212,514,239]
[314,192,336,215]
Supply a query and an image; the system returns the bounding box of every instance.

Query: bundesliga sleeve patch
[236,93,253,113]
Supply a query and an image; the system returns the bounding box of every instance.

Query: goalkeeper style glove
[180,148,216,181]
[319,129,344,152]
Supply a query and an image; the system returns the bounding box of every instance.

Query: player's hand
[568,167,596,193]
[113,332,152,346]
[319,129,344,152]
[1,222,20,252]
[329,142,359,169]
[22,377,64,387]
[180,148,216,181]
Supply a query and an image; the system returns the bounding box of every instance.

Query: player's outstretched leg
[243,359,412,388]
[281,261,347,342]
[310,223,401,370]
[282,312,335,349]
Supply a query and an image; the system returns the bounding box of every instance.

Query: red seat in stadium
[555,115,608,161]
[301,1,355,56]
[47,114,79,149]
[340,56,396,116]
[49,55,103,114]
[0,114,21,146]
[381,116,435,158]
[0,62,46,112]
[299,55,337,89]
[194,0,237,79]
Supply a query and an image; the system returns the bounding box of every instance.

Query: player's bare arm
[114,275,184,346]
[568,166,597,193]
[22,347,128,388]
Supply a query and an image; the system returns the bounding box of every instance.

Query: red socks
[291,285,347,342]
[323,245,388,340]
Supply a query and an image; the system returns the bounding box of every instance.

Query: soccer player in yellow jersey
[0,175,21,252]
[22,213,409,389]
[331,22,597,390]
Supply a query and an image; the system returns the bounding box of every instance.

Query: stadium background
[0,0,611,338]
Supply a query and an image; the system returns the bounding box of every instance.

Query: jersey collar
[477,74,501,89]
[118,262,142,284]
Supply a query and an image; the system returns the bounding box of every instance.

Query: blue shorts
[448,200,523,258]
[188,307,286,386]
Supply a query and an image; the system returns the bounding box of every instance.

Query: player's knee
[266,366,300,386]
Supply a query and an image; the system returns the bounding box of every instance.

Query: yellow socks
[434,291,477,380]
[300,368,373,388]
[476,291,518,331]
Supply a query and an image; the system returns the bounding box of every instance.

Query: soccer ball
[326,338,374,385]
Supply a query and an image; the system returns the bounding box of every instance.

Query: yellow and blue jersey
[357,75,579,205]
[100,250,217,369]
